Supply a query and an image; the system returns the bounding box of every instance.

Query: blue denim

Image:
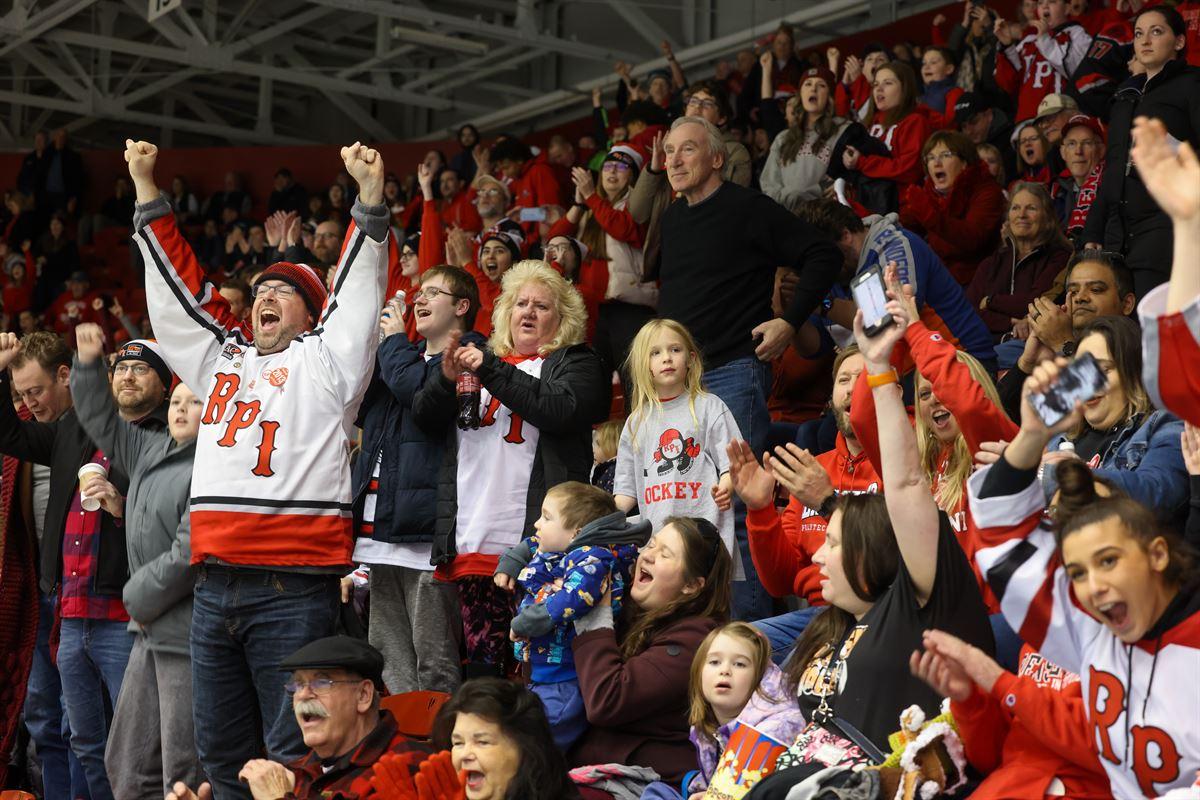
[753,606,823,665]
[57,617,134,800]
[994,338,1026,371]
[530,679,588,752]
[24,592,90,800]
[703,356,774,622]
[191,566,340,800]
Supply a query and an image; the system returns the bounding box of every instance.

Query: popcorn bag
[704,722,788,800]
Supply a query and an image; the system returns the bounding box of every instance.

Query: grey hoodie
[71,357,197,655]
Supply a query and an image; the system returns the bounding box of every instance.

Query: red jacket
[287,710,431,800]
[746,433,881,605]
[438,192,482,233]
[571,615,721,785]
[899,161,1006,285]
[835,75,872,120]
[850,321,1017,610]
[1184,2,1200,68]
[509,156,562,243]
[953,646,1111,800]
[995,22,1093,122]
[545,216,608,343]
[859,106,940,188]
[1139,284,1200,427]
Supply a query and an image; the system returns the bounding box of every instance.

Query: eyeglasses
[415,286,462,301]
[602,162,631,173]
[283,678,361,695]
[113,363,152,377]
[924,150,958,164]
[686,97,719,111]
[251,283,297,298]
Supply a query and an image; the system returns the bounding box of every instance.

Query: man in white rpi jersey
[125,139,388,799]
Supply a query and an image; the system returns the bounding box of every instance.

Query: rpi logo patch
[221,343,244,361]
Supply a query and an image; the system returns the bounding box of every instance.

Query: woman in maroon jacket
[966,182,1072,342]
[570,516,732,790]
[899,130,1006,286]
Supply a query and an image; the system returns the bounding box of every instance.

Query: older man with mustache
[167,637,431,800]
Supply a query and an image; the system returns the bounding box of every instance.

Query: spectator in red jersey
[834,42,890,122]
[735,347,883,662]
[918,46,963,126]
[1051,114,1106,237]
[554,147,654,381]
[910,631,1111,800]
[46,271,107,344]
[994,0,1093,122]
[900,130,1006,285]
[491,138,562,243]
[446,223,522,338]
[1011,122,1054,189]
[968,182,1073,343]
[842,61,940,197]
[436,169,482,234]
[2,259,34,320]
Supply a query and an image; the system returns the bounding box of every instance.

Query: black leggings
[592,301,655,407]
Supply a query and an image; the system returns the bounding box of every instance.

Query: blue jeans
[530,679,587,752]
[57,617,134,800]
[191,566,339,800]
[704,356,774,622]
[24,592,90,800]
[994,338,1026,371]
[753,606,823,665]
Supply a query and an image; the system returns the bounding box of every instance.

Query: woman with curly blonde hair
[412,259,612,678]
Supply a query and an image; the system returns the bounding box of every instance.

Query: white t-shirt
[454,356,544,562]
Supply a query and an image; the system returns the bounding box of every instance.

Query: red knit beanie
[258,261,327,323]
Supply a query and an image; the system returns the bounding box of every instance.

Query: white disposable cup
[78,463,108,512]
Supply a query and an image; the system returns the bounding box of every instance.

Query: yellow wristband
[866,369,899,389]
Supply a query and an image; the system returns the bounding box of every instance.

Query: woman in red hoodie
[900,130,1007,285]
[841,61,938,191]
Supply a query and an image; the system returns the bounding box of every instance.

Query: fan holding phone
[1018,316,1190,525]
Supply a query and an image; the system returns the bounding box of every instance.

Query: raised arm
[853,265,940,603]
[127,139,248,392]
[313,143,389,401]
[69,324,155,478]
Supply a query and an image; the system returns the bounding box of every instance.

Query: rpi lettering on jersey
[1088,666,1181,796]
[202,373,280,477]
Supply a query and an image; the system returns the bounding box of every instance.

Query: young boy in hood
[494,481,650,750]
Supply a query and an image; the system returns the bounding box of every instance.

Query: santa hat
[549,235,590,265]
[258,261,327,322]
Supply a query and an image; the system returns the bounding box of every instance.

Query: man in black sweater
[659,115,842,620]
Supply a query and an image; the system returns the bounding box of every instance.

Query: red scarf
[1068,162,1104,235]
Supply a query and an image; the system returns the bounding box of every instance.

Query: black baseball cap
[954,92,990,126]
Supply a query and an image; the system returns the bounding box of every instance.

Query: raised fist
[340,142,385,205]
[75,323,106,364]
[124,139,158,181]
[0,331,22,370]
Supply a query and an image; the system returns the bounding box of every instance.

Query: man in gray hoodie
[70,323,203,799]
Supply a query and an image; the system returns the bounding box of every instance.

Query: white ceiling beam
[202,0,218,41]
[604,0,673,52]
[15,44,89,101]
[400,42,523,93]
[111,55,149,97]
[335,44,414,80]
[44,28,459,111]
[280,49,397,142]
[121,0,192,48]
[51,40,94,90]
[227,7,336,57]
[385,25,489,55]
[0,0,99,58]
[429,47,545,96]
[174,8,211,46]
[121,67,202,107]
[219,0,263,45]
[304,0,643,63]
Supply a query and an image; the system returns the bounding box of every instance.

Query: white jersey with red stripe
[968,467,1200,798]
[133,196,387,568]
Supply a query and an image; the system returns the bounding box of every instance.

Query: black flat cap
[279,636,385,688]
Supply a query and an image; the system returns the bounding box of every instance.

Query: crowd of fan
[2,1,1200,799]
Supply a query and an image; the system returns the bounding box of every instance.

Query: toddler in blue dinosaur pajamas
[494,481,650,751]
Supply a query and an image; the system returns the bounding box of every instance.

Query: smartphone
[518,207,547,223]
[850,265,894,337]
[1028,352,1108,428]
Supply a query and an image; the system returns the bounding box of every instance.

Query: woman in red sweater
[842,61,939,191]
[900,130,1007,285]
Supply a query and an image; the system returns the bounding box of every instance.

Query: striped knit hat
[258,261,327,322]
[114,339,173,390]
